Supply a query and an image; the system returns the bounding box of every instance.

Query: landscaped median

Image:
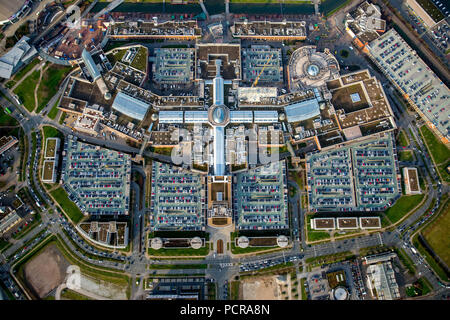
[230,232,290,255]
[305,251,356,268]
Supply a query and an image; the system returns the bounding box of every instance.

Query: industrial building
[42,137,60,184]
[403,167,421,195]
[405,0,442,29]
[367,28,450,145]
[78,221,128,249]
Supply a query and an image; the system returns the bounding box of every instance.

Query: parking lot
[150,161,206,231]
[368,29,450,141]
[307,133,400,212]
[242,46,283,83]
[152,48,195,83]
[61,137,131,216]
[234,161,289,231]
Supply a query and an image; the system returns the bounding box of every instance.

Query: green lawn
[384,194,425,224]
[60,289,92,300]
[12,58,41,83]
[0,239,12,252]
[422,200,450,268]
[394,247,416,275]
[148,245,209,256]
[42,125,63,140]
[50,187,84,224]
[230,281,240,300]
[36,65,72,113]
[413,234,449,282]
[47,100,60,120]
[397,130,410,147]
[306,215,331,242]
[419,125,450,183]
[398,150,414,162]
[14,236,131,299]
[300,278,308,300]
[0,108,18,126]
[13,69,40,112]
[130,46,148,72]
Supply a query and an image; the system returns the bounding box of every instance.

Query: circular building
[331,286,349,300]
[209,104,229,126]
[237,236,249,249]
[190,237,203,249]
[150,237,163,250]
[277,235,289,248]
[288,46,340,91]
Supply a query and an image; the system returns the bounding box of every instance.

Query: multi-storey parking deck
[150,162,206,231]
[352,134,400,211]
[242,46,282,83]
[306,133,400,212]
[152,48,195,83]
[306,149,356,212]
[367,29,450,144]
[61,137,131,216]
[234,161,289,231]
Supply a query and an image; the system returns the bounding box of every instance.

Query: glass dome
[212,105,226,124]
[307,64,320,77]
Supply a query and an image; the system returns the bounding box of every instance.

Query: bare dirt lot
[23,243,70,298]
[241,275,285,300]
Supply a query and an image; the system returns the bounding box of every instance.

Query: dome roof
[307,64,320,77]
[212,105,226,124]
